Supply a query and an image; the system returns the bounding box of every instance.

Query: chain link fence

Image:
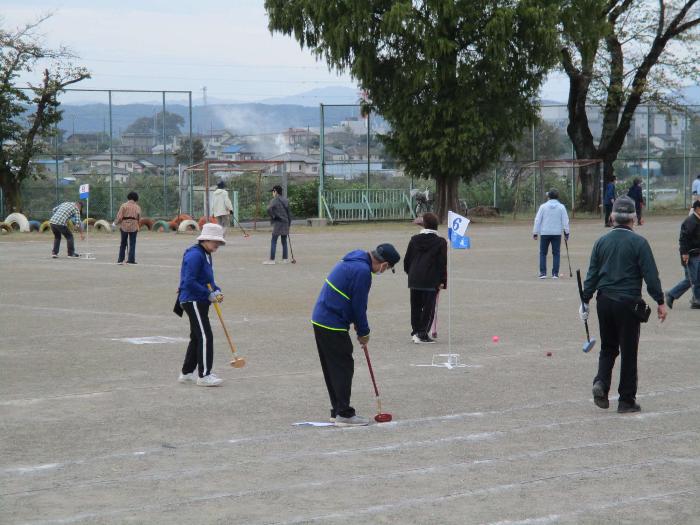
[7,98,700,222]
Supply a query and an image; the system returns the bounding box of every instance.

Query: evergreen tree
[265,0,559,219]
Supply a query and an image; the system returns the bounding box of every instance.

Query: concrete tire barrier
[28,220,40,232]
[139,218,154,231]
[177,219,199,233]
[0,222,12,234]
[40,220,52,233]
[94,220,113,232]
[152,220,171,233]
[82,218,96,228]
[4,213,30,232]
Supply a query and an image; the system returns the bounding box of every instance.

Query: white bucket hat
[197,223,226,245]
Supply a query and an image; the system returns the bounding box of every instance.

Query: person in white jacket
[532,189,570,279]
[211,181,233,230]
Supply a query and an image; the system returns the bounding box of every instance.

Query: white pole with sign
[79,184,94,259]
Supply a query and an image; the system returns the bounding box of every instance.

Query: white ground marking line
[110,336,189,345]
[0,303,175,320]
[481,489,698,525]
[3,400,698,480]
[271,465,695,525]
[13,453,698,524]
[4,427,694,499]
[0,372,318,407]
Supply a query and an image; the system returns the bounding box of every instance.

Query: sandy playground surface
[1,216,699,524]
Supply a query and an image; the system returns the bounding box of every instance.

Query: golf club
[576,270,597,353]
[208,284,246,368]
[288,234,296,264]
[685,248,699,306]
[361,343,392,423]
[430,289,440,339]
[232,216,250,238]
[564,234,573,278]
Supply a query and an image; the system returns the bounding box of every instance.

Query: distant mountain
[259,86,361,106]
[57,101,365,136]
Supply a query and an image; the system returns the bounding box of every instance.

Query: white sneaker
[334,415,369,427]
[552,274,559,280]
[178,372,195,383]
[196,374,223,387]
[263,260,275,265]
[412,334,421,343]
[281,259,290,264]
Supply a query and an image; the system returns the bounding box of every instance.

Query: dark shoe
[67,253,80,258]
[51,253,58,259]
[418,334,436,344]
[592,381,609,409]
[691,302,700,309]
[617,401,641,413]
[126,261,137,265]
[665,292,674,309]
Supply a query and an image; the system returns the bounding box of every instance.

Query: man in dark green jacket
[580,196,667,413]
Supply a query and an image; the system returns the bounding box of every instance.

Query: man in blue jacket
[312,243,400,426]
[603,175,616,227]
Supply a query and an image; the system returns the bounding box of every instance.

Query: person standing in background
[532,189,570,279]
[211,181,233,231]
[115,192,141,265]
[264,185,291,264]
[627,178,645,225]
[603,175,617,227]
[403,212,447,343]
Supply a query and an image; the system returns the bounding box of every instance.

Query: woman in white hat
[176,223,227,386]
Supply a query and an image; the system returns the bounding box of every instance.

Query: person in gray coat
[264,185,291,264]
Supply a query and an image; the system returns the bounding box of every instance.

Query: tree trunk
[434,176,459,223]
[0,175,22,214]
[578,162,602,214]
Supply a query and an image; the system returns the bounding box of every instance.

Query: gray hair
[612,211,635,225]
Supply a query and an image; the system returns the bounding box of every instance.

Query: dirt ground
[1,216,698,524]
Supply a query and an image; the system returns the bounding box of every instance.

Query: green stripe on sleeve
[325,278,350,300]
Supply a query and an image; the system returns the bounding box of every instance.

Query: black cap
[372,243,400,272]
[217,181,225,189]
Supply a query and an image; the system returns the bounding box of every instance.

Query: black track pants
[593,294,641,403]
[410,289,437,337]
[182,301,214,377]
[313,324,355,419]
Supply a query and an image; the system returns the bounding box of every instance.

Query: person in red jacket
[403,213,447,343]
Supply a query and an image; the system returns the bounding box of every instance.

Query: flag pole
[448,219,452,354]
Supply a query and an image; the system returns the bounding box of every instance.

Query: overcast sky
[2,0,570,104]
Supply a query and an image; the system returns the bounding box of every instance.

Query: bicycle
[411,189,432,216]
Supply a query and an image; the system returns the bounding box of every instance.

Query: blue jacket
[178,244,220,303]
[312,250,372,336]
[604,182,616,205]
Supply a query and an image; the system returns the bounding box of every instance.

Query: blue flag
[451,233,470,249]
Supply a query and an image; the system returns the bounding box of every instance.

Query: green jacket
[582,226,664,305]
